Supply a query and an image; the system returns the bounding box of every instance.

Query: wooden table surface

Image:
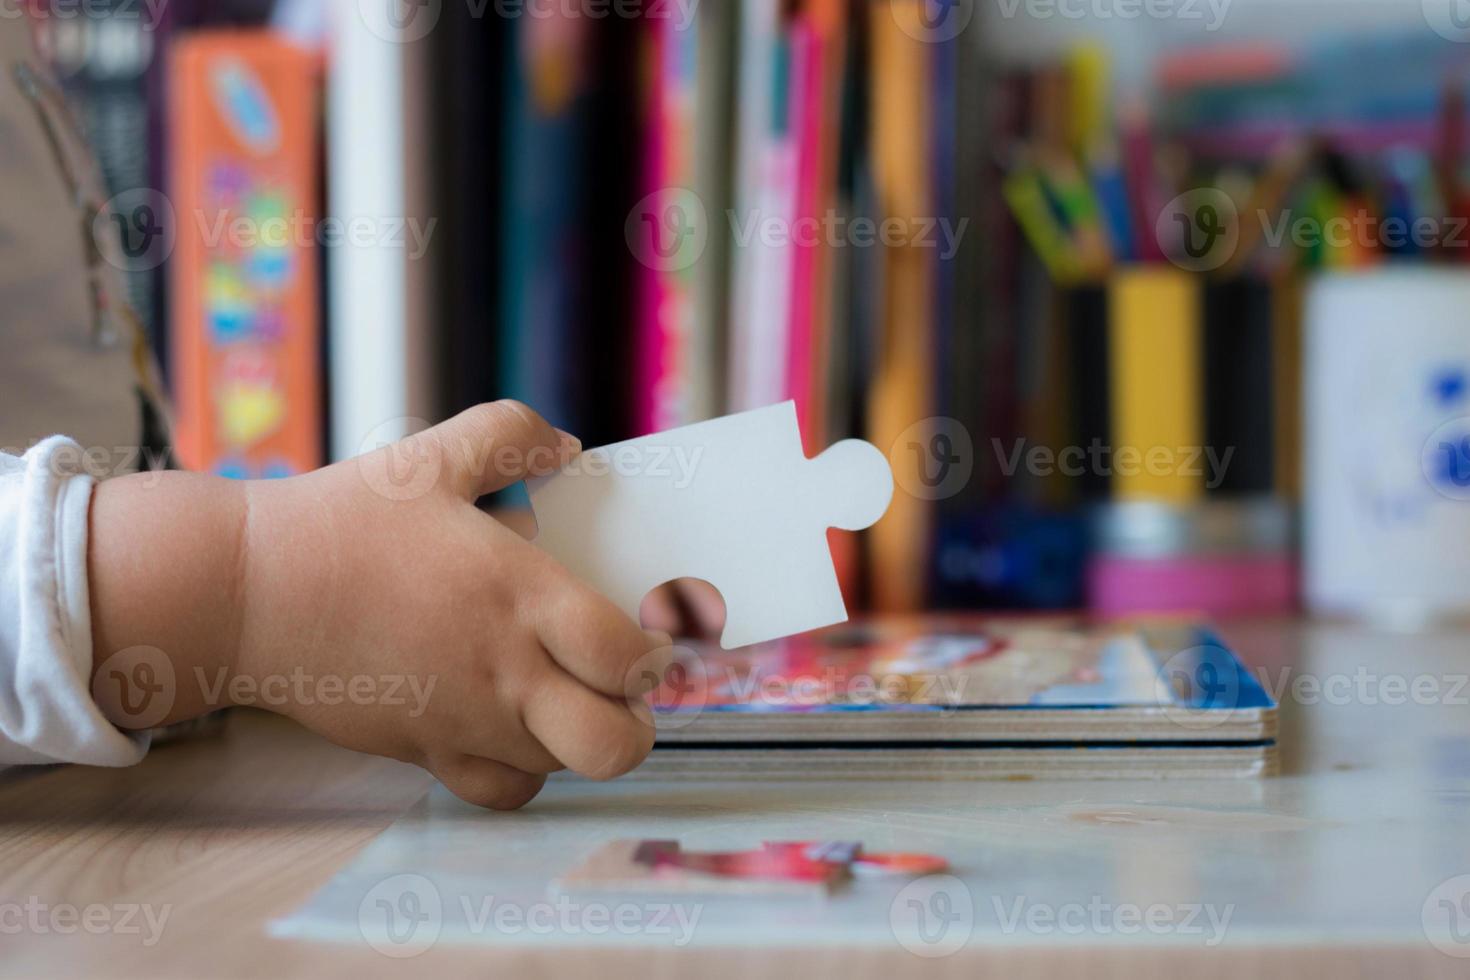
[3,618,1469,979]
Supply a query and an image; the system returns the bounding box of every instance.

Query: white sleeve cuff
[0,436,149,766]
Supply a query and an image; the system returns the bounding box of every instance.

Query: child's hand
[89,402,673,810]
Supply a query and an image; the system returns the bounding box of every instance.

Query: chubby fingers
[431,753,548,811]
[428,400,581,501]
[532,563,675,699]
[521,663,656,780]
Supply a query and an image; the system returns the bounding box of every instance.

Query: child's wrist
[89,471,251,727]
[229,475,337,719]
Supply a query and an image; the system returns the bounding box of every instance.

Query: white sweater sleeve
[0,437,148,765]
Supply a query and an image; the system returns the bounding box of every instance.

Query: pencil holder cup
[1303,268,1470,626]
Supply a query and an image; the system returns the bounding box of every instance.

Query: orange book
[865,5,933,612]
[169,33,321,477]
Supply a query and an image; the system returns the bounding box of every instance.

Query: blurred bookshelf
[29,0,1470,623]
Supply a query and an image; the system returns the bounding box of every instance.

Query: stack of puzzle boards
[628,616,1276,780]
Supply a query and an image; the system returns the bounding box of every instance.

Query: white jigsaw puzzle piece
[527,401,894,649]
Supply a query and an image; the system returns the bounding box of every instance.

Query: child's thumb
[429,401,580,500]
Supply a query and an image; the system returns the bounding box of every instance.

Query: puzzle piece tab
[528,401,893,649]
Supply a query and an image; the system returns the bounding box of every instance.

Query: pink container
[1087,499,1297,616]
[1088,554,1298,616]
